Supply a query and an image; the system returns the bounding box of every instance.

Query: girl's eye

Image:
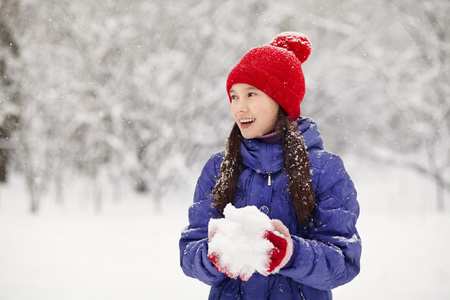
[248,92,256,97]
[230,95,238,100]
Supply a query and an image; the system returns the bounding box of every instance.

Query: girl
[179,32,361,299]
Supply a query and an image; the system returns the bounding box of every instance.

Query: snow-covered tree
[301,0,450,209]
[0,0,21,183]
[1,0,448,212]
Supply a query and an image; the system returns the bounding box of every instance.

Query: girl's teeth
[241,119,255,124]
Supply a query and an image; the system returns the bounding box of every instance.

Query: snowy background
[1,0,449,299]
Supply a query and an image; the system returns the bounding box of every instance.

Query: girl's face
[230,83,279,139]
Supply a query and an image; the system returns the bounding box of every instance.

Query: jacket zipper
[299,290,306,300]
[267,172,272,186]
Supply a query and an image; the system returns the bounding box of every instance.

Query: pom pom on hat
[270,32,311,64]
[226,32,311,120]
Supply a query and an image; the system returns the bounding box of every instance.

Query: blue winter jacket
[180,117,361,300]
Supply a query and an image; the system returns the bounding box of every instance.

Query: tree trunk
[0,148,8,183]
[436,174,445,211]
[26,175,40,214]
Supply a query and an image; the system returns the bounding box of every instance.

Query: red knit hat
[226,32,311,120]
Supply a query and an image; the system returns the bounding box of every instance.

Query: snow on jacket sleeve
[179,154,227,286]
[278,152,361,290]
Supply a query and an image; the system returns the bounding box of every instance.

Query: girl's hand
[207,226,240,279]
[208,227,217,240]
[263,219,293,274]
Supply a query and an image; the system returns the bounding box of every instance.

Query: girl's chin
[240,131,260,139]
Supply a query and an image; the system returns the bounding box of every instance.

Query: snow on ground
[0,157,449,300]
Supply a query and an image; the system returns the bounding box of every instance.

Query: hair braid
[276,109,316,225]
[211,123,242,216]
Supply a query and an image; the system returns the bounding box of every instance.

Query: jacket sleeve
[278,153,361,290]
[179,154,227,286]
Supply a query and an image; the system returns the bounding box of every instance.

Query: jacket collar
[240,117,324,173]
[241,138,284,174]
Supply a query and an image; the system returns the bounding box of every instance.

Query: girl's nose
[238,102,249,113]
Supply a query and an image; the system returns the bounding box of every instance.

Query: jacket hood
[240,117,324,174]
[296,117,324,151]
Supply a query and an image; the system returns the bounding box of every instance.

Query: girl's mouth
[240,118,255,129]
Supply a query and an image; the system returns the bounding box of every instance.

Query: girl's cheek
[230,106,236,118]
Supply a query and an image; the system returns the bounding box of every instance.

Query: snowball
[208,204,275,280]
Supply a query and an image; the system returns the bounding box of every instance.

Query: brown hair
[212,109,316,225]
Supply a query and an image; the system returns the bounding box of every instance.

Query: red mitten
[208,228,241,279]
[263,219,293,274]
[208,251,238,279]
